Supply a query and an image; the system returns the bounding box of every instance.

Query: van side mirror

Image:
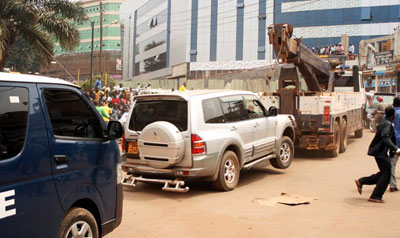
[107,121,123,140]
[268,106,278,117]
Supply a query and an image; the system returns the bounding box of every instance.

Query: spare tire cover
[138,121,185,169]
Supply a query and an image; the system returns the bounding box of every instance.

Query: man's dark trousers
[359,156,391,199]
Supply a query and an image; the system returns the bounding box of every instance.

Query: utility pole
[99,1,103,76]
[90,21,94,88]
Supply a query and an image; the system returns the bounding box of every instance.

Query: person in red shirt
[111,93,120,105]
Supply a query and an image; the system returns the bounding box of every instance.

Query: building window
[137,9,167,37]
[237,3,244,8]
[137,0,166,17]
[136,52,167,75]
[361,7,371,20]
[258,14,266,20]
[136,30,167,55]
[149,16,158,28]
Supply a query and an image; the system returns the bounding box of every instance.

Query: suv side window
[42,89,104,139]
[0,86,29,160]
[202,98,225,123]
[243,95,265,119]
[219,96,247,122]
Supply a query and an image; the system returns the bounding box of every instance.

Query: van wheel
[339,119,348,153]
[325,121,340,158]
[59,208,99,238]
[271,136,294,169]
[354,129,363,138]
[213,151,240,191]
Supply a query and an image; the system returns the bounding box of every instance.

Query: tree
[5,36,41,73]
[0,0,86,70]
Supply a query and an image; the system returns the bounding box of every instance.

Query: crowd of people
[311,43,355,55]
[84,79,133,124]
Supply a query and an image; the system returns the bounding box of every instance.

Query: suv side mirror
[107,121,123,140]
[268,106,278,117]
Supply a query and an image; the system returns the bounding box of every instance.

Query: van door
[0,83,62,237]
[37,85,118,223]
[243,95,276,160]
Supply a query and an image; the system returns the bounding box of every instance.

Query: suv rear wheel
[213,151,240,191]
[271,136,294,169]
[59,208,99,238]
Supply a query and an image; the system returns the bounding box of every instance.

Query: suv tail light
[323,106,330,125]
[121,134,126,151]
[191,134,206,155]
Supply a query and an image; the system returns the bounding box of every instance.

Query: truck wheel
[59,208,99,238]
[325,121,340,158]
[354,129,363,138]
[213,151,240,191]
[271,136,294,169]
[339,119,348,153]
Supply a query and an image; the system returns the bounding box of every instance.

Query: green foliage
[144,40,165,51]
[80,74,116,91]
[5,36,40,73]
[0,0,86,70]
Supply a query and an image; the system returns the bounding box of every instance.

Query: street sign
[374,50,393,66]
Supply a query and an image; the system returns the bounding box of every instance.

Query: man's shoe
[368,198,385,203]
[355,179,362,195]
[390,187,398,192]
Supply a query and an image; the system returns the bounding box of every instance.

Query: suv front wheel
[213,151,240,191]
[271,136,294,169]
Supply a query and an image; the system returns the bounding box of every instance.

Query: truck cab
[0,73,123,237]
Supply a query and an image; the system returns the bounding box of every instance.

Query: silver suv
[121,90,296,192]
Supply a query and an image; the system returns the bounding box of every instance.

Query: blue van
[0,73,123,237]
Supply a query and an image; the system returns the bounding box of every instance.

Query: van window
[43,89,104,139]
[130,100,187,131]
[219,96,247,122]
[0,86,29,160]
[202,98,225,123]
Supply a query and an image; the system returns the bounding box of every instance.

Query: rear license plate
[127,141,138,154]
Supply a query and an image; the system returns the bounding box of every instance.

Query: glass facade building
[54,0,123,55]
[274,0,400,53]
[122,0,274,81]
[122,0,400,81]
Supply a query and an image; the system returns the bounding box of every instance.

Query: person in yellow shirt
[100,101,112,122]
[94,88,104,104]
[179,82,187,91]
[94,101,110,122]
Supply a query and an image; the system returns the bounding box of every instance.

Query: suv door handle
[54,155,68,165]
[230,126,238,131]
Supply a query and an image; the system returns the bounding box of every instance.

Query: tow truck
[260,23,365,157]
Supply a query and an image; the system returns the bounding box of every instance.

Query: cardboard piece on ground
[254,193,318,207]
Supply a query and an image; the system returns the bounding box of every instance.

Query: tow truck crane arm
[267,23,336,92]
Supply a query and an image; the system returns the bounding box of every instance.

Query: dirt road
[108,130,400,238]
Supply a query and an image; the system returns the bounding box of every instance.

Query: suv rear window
[0,86,29,160]
[130,100,188,131]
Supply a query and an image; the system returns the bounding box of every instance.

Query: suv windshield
[129,100,188,131]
